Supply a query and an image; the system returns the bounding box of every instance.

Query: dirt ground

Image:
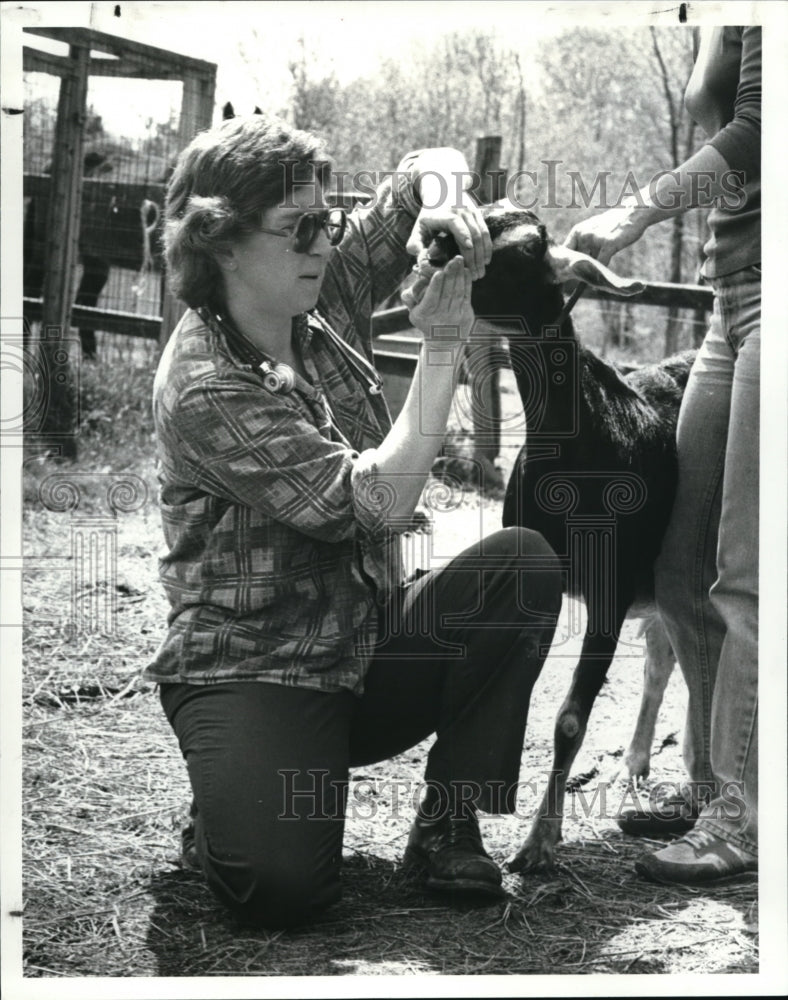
[16,358,760,983]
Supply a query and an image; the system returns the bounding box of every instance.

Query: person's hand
[563,205,648,266]
[406,256,474,346]
[407,198,492,280]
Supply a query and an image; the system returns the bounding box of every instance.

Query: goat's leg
[508,630,620,872]
[620,614,675,781]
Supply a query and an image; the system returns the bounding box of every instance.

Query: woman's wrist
[621,167,700,227]
[419,336,465,363]
[417,336,465,396]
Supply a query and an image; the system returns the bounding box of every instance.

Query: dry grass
[21,673,759,978]
[18,345,759,981]
[20,666,759,978]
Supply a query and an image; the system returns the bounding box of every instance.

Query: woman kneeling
[147,113,562,929]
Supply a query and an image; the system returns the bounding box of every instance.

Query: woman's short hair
[163,114,329,309]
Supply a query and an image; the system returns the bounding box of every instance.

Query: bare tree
[288,35,342,133]
[513,52,527,176]
[650,26,699,356]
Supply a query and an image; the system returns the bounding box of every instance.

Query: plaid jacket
[145,156,424,692]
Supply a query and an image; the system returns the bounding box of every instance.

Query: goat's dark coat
[423,203,695,867]
[428,206,693,616]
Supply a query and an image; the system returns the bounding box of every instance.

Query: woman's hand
[407,199,492,280]
[563,205,649,266]
[407,256,474,346]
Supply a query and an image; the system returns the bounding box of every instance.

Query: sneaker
[617,791,699,837]
[634,828,757,884]
[404,809,505,899]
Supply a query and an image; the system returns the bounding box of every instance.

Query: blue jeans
[655,265,760,854]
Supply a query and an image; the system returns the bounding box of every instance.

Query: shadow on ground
[144,839,758,977]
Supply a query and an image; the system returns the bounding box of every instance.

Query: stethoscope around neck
[203,308,384,398]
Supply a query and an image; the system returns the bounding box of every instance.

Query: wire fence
[22,34,710,373]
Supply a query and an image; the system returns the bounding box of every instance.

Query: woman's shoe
[180,822,201,872]
[634,828,757,884]
[404,809,505,899]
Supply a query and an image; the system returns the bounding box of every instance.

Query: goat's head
[403,201,644,337]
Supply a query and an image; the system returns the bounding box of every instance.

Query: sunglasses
[259,208,347,254]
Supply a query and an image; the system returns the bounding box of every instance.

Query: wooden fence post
[474,136,507,204]
[37,41,90,459]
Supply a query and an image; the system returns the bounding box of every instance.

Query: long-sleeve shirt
[145,154,425,693]
[684,25,761,277]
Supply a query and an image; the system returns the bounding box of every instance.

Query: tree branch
[650,26,678,164]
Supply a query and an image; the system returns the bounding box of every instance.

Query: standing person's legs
[643,267,759,881]
[654,295,731,793]
[692,271,759,848]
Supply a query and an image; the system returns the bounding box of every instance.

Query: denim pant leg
[654,267,759,852]
[703,272,759,850]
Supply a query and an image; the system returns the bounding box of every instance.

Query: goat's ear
[546,245,645,296]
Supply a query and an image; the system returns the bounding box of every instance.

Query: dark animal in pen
[24,150,167,359]
[22,105,280,361]
[405,202,694,870]
[22,103,251,358]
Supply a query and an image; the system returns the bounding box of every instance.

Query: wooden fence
[23,118,715,459]
[22,24,216,457]
[22,278,714,346]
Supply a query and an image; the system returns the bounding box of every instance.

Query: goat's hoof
[622,753,651,784]
[605,764,644,788]
[506,836,558,874]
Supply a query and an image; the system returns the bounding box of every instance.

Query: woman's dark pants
[160,527,562,928]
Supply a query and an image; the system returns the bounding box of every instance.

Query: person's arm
[564,143,735,265]
[167,258,473,536]
[318,147,490,355]
[565,26,761,264]
[365,256,473,521]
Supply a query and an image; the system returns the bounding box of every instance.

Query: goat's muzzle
[402,233,461,309]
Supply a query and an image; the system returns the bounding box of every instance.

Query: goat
[404,201,694,870]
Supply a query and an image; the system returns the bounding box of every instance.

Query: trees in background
[280,25,707,357]
[512,26,704,355]
[27,25,708,390]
